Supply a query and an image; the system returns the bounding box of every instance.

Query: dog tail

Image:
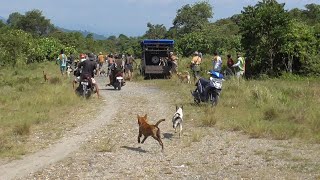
[185,71,190,75]
[155,119,165,127]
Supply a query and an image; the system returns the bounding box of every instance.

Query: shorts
[60,66,66,72]
[75,77,96,84]
[236,71,245,77]
[125,64,133,72]
[98,62,103,69]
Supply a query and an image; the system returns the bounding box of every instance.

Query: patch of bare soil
[1,77,320,180]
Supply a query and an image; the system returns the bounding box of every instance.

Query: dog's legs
[138,130,142,143]
[141,135,149,144]
[153,129,164,150]
[179,123,183,138]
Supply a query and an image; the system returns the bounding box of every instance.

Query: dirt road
[0,77,319,180]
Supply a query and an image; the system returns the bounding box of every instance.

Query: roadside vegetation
[0,62,97,158]
[140,57,320,143]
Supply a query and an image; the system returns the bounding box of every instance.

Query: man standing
[57,49,67,76]
[97,52,105,76]
[125,54,136,81]
[232,53,245,78]
[168,52,179,74]
[212,51,222,73]
[190,51,202,82]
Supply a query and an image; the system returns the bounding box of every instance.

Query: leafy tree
[0,20,5,28]
[144,22,167,39]
[289,4,320,25]
[172,1,213,35]
[22,10,54,36]
[304,4,320,24]
[288,8,305,22]
[239,0,290,76]
[7,12,23,28]
[107,35,117,41]
[281,20,317,73]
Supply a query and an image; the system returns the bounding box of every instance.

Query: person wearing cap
[212,51,222,73]
[76,53,100,98]
[168,52,179,74]
[232,53,245,78]
[190,51,202,82]
[73,54,87,90]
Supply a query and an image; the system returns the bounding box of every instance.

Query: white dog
[172,105,183,138]
[66,65,73,77]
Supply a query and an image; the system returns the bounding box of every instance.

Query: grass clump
[201,107,218,127]
[95,138,116,152]
[13,122,31,136]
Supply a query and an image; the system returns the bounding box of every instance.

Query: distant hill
[57,27,107,40]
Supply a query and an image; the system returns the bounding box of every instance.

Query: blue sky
[0,0,318,37]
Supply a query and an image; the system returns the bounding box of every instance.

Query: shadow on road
[99,87,120,91]
[121,146,148,153]
[163,133,174,140]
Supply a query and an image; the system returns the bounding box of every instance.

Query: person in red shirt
[226,54,235,76]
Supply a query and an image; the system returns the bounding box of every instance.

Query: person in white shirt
[212,51,222,72]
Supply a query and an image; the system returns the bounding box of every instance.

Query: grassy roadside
[134,57,320,143]
[0,61,98,158]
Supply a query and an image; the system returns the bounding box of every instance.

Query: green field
[0,62,96,158]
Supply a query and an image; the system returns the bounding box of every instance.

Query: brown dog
[177,71,191,84]
[137,114,165,150]
[43,71,50,82]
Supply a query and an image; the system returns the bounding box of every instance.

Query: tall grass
[0,61,95,158]
[147,57,320,143]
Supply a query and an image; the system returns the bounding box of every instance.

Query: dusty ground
[0,76,320,180]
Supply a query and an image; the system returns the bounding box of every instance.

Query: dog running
[172,105,183,138]
[177,71,191,84]
[137,114,165,150]
[43,70,50,82]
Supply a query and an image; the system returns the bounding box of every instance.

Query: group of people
[190,51,245,80]
[55,49,137,98]
[55,48,246,99]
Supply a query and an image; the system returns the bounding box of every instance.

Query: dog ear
[176,105,178,111]
[181,105,183,110]
[144,114,147,119]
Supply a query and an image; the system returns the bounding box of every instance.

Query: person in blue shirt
[57,49,67,76]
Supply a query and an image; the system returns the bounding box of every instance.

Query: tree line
[0,0,319,76]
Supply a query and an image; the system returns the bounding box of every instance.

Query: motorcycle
[108,64,125,90]
[75,75,96,99]
[191,70,224,106]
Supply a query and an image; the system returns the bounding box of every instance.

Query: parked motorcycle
[191,70,224,106]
